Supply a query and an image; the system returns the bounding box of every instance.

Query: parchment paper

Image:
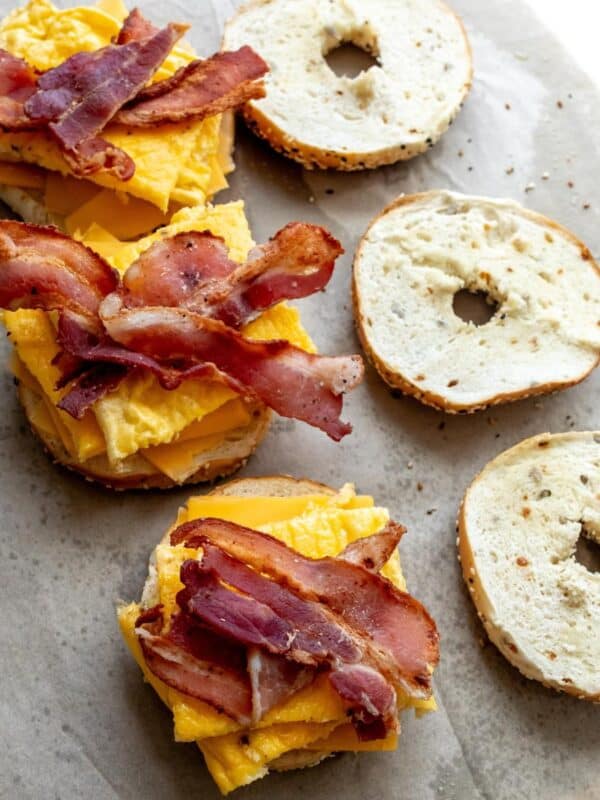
[1,2,598,798]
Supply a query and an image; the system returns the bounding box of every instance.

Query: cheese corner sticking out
[4,309,105,461]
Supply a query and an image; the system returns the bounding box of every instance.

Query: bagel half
[458,432,600,701]
[18,380,271,490]
[353,191,600,412]
[223,0,472,170]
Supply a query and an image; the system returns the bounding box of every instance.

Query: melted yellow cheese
[118,489,436,794]
[65,189,170,241]
[0,0,228,211]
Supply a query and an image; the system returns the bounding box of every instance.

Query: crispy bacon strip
[24,22,187,179]
[118,230,239,308]
[116,223,342,327]
[115,46,267,127]
[178,545,362,665]
[178,549,398,736]
[329,665,397,741]
[339,522,405,572]
[55,312,224,417]
[0,49,38,129]
[98,305,362,440]
[116,8,159,44]
[171,519,439,698]
[0,221,117,326]
[135,607,252,723]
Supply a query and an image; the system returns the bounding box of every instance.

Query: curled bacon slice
[24,21,187,179]
[116,223,343,328]
[177,547,398,736]
[98,305,362,440]
[114,46,268,127]
[177,545,362,665]
[329,665,397,741]
[339,522,405,572]
[135,606,252,724]
[0,221,117,325]
[171,519,439,698]
[0,49,38,129]
[116,8,159,44]
[118,230,239,308]
[55,312,223,417]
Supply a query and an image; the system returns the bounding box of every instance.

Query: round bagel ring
[458,431,600,700]
[223,0,473,170]
[353,190,600,412]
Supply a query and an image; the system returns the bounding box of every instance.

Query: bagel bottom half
[458,432,600,701]
[18,381,271,490]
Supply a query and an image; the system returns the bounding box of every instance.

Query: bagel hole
[574,523,600,574]
[324,42,379,79]
[452,289,499,326]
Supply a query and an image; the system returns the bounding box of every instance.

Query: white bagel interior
[353,191,600,412]
[224,0,472,169]
[459,431,600,701]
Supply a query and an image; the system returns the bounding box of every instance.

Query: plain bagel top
[223,0,472,170]
[353,191,600,412]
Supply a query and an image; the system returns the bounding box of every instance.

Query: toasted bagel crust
[223,0,472,170]
[458,432,600,702]
[353,191,600,412]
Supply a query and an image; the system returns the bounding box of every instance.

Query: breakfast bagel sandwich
[0,0,268,239]
[0,207,363,488]
[353,191,600,412]
[118,476,440,793]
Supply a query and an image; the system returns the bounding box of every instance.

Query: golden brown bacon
[171,518,440,698]
[115,7,159,44]
[114,46,268,127]
[24,22,187,179]
[339,522,405,572]
[0,50,38,129]
[115,223,342,328]
[98,306,363,441]
[0,221,117,326]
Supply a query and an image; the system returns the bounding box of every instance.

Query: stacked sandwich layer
[3,202,315,484]
[0,0,233,237]
[118,484,436,794]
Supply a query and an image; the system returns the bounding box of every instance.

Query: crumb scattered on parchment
[525,182,535,193]
[506,166,514,175]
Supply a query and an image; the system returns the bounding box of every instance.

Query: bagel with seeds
[458,432,600,701]
[223,0,472,170]
[353,191,600,412]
